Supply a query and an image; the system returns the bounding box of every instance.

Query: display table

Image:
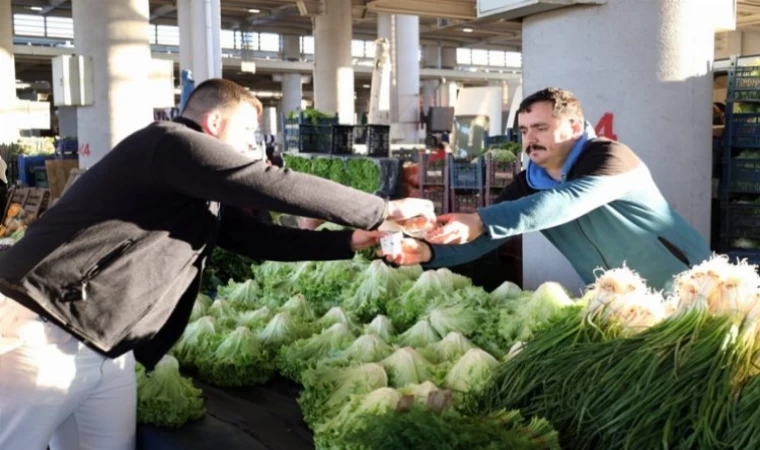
[137,377,315,450]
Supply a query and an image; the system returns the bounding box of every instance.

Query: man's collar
[173,116,204,133]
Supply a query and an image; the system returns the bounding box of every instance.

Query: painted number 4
[594,113,617,141]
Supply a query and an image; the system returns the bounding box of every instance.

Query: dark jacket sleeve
[217,207,356,262]
[152,130,388,230]
[495,171,533,203]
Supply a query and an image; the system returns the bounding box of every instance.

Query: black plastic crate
[451,190,483,213]
[284,119,300,152]
[727,158,760,193]
[725,249,760,266]
[730,114,760,148]
[419,187,449,215]
[449,155,485,189]
[330,125,355,155]
[298,124,331,154]
[419,153,447,187]
[723,202,760,239]
[365,125,391,157]
[485,153,520,189]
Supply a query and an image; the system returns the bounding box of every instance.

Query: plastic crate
[730,114,760,148]
[449,155,485,189]
[365,125,391,157]
[419,153,447,187]
[330,125,355,155]
[298,124,331,153]
[485,190,502,206]
[725,249,760,266]
[31,166,49,188]
[722,202,760,239]
[55,137,78,156]
[391,148,420,163]
[284,118,300,152]
[419,187,449,215]
[17,155,52,186]
[451,190,483,213]
[484,134,512,148]
[485,153,520,189]
[728,66,760,101]
[726,158,760,193]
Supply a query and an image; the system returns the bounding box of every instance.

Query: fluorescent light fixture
[29,6,43,11]
[462,28,473,33]
[362,84,370,88]
[248,8,260,13]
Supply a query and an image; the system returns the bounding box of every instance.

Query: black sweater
[0,117,386,368]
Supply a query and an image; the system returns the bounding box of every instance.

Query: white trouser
[0,296,136,450]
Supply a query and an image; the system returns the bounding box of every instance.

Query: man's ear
[198,111,224,137]
[570,118,584,138]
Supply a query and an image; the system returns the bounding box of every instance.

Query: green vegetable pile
[480,256,760,449]
[283,154,381,194]
[160,255,571,447]
[136,355,206,428]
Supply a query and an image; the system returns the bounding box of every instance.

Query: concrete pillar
[281,34,303,116]
[176,0,222,84]
[72,0,153,168]
[176,0,193,75]
[394,15,420,143]
[377,13,392,41]
[520,0,714,293]
[422,46,440,69]
[421,80,439,112]
[281,75,303,115]
[314,0,354,124]
[441,46,457,70]
[0,0,18,144]
[438,81,458,107]
[57,107,78,138]
[282,34,300,62]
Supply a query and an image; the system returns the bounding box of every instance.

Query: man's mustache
[525,145,546,154]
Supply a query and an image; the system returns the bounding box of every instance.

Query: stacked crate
[719,55,760,264]
[418,152,449,214]
[449,155,485,213]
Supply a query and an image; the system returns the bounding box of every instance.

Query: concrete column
[506,80,520,107]
[176,0,222,84]
[377,13,394,126]
[72,0,153,168]
[438,81,458,107]
[394,15,420,143]
[441,46,457,70]
[314,0,354,124]
[520,0,714,293]
[281,75,303,115]
[282,34,300,62]
[176,0,193,75]
[57,107,78,138]
[191,0,222,83]
[281,34,303,116]
[421,80,439,112]
[0,0,18,144]
[377,13,392,41]
[422,45,440,69]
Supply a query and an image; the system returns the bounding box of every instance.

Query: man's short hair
[518,88,584,122]
[182,78,263,118]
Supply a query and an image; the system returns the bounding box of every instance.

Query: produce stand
[138,377,314,450]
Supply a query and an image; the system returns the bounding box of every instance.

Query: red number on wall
[594,113,617,141]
